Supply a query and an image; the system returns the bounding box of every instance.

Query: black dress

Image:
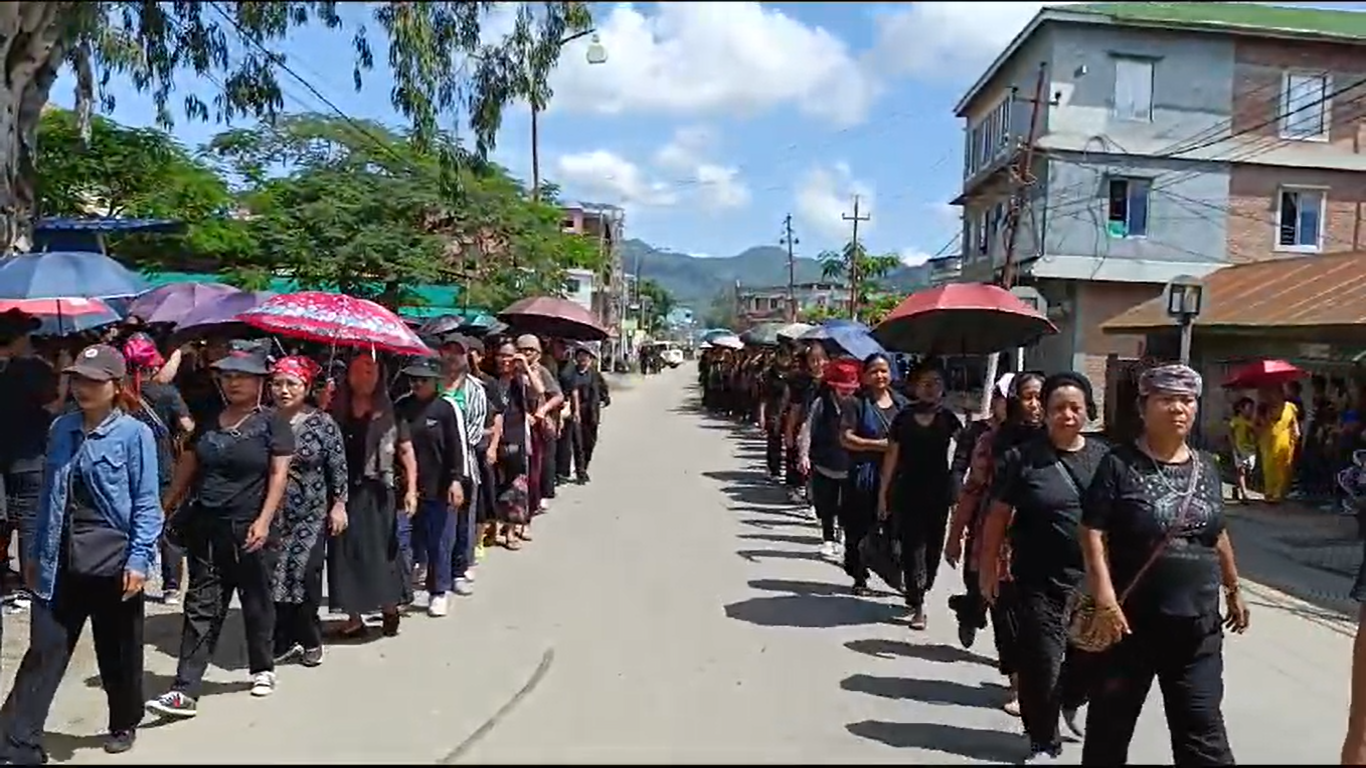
[326,411,411,613]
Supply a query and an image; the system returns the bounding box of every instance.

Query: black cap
[436,331,475,352]
[400,357,442,379]
[0,308,39,337]
[211,339,271,376]
[64,344,127,381]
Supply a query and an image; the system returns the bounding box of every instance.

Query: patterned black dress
[272,409,348,603]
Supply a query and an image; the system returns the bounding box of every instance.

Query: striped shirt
[443,376,488,481]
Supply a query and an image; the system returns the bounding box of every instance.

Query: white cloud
[870,2,1078,81]
[551,3,879,126]
[899,248,936,266]
[795,163,874,243]
[649,126,750,210]
[554,150,677,207]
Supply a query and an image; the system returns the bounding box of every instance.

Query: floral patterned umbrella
[236,291,433,356]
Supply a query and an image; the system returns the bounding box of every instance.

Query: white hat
[994,372,1015,400]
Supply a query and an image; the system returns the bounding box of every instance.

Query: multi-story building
[560,201,625,348]
[952,2,1366,407]
[734,281,850,327]
[925,256,964,286]
[562,267,595,314]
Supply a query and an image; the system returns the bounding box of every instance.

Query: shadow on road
[737,532,824,546]
[737,518,806,531]
[843,639,997,667]
[840,673,1001,709]
[748,578,897,600]
[845,719,1022,762]
[703,470,794,508]
[724,585,905,629]
[735,548,826,564]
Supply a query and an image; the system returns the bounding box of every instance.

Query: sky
[44,2,1360,266]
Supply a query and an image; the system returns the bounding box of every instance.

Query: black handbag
[64,475,129,578]
[859,522,903,592]
[497,441,528,476]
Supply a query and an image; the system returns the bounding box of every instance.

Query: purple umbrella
[127,281,238,325]
[168,289,275,345]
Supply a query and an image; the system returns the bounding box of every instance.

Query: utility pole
[842,195,870,321]
[979,61,1050,419]
[780,214,799,323]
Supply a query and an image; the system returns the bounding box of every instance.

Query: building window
[965,97,1013,177]
[1281,71,1331,140]
[1112,57,1154,122]
[975,209,989,256]
[1277,188,1325,251]
[564,277,582,293]
[991,201,1007,249]
[1106,178,1150,237]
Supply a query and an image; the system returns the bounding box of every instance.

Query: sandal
[517,527,534,542]
[504,537,522,551]
[334,620,368,639]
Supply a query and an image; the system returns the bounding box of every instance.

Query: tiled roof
[1102,253,1366,332]
[1071,2,1366,42]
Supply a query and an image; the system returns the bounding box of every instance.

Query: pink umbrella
[236,291,433,356]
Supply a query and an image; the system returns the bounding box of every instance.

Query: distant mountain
[621,238,932,307]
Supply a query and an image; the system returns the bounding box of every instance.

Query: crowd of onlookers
[0,307,610,761]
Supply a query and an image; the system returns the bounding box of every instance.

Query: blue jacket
[32,410,163,601]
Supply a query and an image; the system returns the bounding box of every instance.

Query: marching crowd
[699,342,1251,765]
[0,306,609,762]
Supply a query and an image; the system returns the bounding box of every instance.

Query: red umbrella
[498,296,609,341]
[236,292,433,356]
[1223,359,1305,389]
[873,283,1057,354]
[0,297,120,336]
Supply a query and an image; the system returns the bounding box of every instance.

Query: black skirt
[327,479,411,613]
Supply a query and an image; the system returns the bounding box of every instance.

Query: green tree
[818,241,901,319]
[636,278,675,331]
[0,1,592,252]
[700,288,738,330]
[208,113,596,310]
[35,107,251,270]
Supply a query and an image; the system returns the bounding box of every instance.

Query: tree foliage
[636,278,675,331]
[204,113,605,310]
[818,241,902,319]
[0,1,593,251]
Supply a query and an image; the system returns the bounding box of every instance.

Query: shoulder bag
[1065,453,1201,653]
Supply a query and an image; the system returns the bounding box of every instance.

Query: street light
[531,29,607,201]
[1164,274,1204,365]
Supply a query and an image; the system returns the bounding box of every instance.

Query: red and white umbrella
[0,297,120,336]
[236,291,433,356]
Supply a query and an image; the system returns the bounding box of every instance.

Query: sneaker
[1062,707,1085,738]
[1003,694,1021,717]
[463,566,477,583]
[274,643,303,665]
[908,608,928,631]
[428,594,450,617]
[300,646,324,667]
[538,499,550,512]
[103,730,136,754]
[145,691,197,719]
[453,578,475,596]
[1023,749,1059,765]
[250,671,277,697]
[819,541,837,560]
[162,589,181,606]
[6,595,30,614]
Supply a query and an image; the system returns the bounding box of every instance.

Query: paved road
[0,367,1350,763]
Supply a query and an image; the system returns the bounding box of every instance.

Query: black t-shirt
[992,435,1109,588]
[888,406,962,502]
[131,381,191,490]
[0,356,57,471]
[191,409,296,521]
[1081,443,1226,619]
[395,393,464,501]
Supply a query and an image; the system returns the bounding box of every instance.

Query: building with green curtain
[140,271,490,320]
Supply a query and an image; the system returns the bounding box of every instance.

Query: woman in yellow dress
[1258,386,1300,502]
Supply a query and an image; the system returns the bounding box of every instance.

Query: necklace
[1139,437,1194,494]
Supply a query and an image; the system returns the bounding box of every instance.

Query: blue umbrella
[802,321,885,360]
[700,328,733,343]
[0,251,147,299]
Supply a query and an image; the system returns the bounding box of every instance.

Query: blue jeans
[452,486,477,580]
[412,501,456,596]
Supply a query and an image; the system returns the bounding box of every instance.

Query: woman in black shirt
[878,363,962,630]
[981,372,1109,762]
[1079,364,1249,765]
[839,353,908,596]
[147,340,294,719]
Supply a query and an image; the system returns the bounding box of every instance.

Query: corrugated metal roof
[1102,252,1366,332]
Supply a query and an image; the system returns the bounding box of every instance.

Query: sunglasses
[517,347,538,354]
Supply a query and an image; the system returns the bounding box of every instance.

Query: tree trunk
[0,4,71,254]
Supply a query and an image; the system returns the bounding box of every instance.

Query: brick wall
[1226,164,1366,263]
[1075,281,1164,427]
[1231,37,1366,153]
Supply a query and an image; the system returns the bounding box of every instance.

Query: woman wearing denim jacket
[0,344,163,762]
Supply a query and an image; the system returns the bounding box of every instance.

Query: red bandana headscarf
[270,356,321,387]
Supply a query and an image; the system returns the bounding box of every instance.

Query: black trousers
[536,433,557,501]
[1082,612,1234,766]
[990,581,1022,677]
[810,472,842,542]
[1,569,143,759]
[174,518,278,697]
[896,500,950,609]
[2,469,42,595]
[1015,581,1095,752]
[764,421,783,479]
[273,530,327,655]
[840,480,878,586]
[580,416,600,470]
[556,419,581,479]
